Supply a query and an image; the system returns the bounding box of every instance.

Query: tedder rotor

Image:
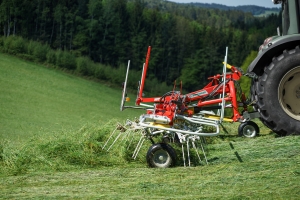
[103,46,260,168]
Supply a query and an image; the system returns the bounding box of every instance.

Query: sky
[168,0,281,8]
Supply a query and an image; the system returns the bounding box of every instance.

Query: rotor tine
[107,130,123,151]
[133,137,145,160]
[199,137,208,165]
[121,129,131,141]
[181,143,186,167]
[177,132,186,167]
[192,141,202,163]
[132,136,144,159]
[132,136,144,158]
[187,138,191,167]
[123,125,140,141]
[201,136,208,152]
[123,130,133,145]
[126,131,136,150]
[126,129,143,150]
[102,125,119,150]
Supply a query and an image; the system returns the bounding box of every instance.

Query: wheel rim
[152,149,171,167]
[242,125,256,137]
[278,66,300,120]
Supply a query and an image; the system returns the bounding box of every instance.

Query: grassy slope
[0,53,143,142]
[0,53,300,199]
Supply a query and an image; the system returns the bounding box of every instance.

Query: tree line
[0,0,281,93]
[187,3,280,16]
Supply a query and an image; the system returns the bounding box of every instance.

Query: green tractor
[248,0,300,136]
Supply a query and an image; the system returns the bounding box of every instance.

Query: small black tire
[146,143,177,168]
[238,121,259,138]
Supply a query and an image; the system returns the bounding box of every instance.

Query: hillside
[142,0,280,16]
[0,53,143,142]
[188,3,280,16]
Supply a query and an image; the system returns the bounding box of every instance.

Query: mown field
[1,132,299,199]
[1,53,300,199]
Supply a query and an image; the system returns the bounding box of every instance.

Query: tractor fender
[247,34,300,75]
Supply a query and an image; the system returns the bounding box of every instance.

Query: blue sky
[168,0,281,8]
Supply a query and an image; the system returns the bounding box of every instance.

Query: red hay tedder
[104,46,260,168]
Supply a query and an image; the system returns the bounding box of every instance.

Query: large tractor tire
[251,46,300,136]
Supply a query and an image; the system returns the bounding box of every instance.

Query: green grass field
[1,53,299,199]
[0,53,143,142]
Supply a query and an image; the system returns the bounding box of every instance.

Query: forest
[0,0,282,92]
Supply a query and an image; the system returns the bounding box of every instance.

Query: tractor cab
[273,0,300,35]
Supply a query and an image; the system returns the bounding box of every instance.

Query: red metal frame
[134,47,247,124]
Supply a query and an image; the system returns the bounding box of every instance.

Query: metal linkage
[139,115,220,137]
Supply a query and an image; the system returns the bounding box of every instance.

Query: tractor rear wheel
[251,47,300,136]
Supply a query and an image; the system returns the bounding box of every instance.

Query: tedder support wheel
[252,47,300,136]
[146,143,177,168]
[238,121,259,138]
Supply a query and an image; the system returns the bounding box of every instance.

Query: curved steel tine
[181,143,186,167]
[102,125,119,150]
[199,137,208,165]
[107,130,123,151]
[187,138,191,167]
[132,137,145,160]
[192,141,202,163]
[132,136,144,158]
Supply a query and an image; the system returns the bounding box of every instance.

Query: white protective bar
[220,47,228,123]
[120,60,131,111]
[140,103,154,108]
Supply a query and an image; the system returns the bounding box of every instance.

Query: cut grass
[0,133,299,199]
[0,53,143,142]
